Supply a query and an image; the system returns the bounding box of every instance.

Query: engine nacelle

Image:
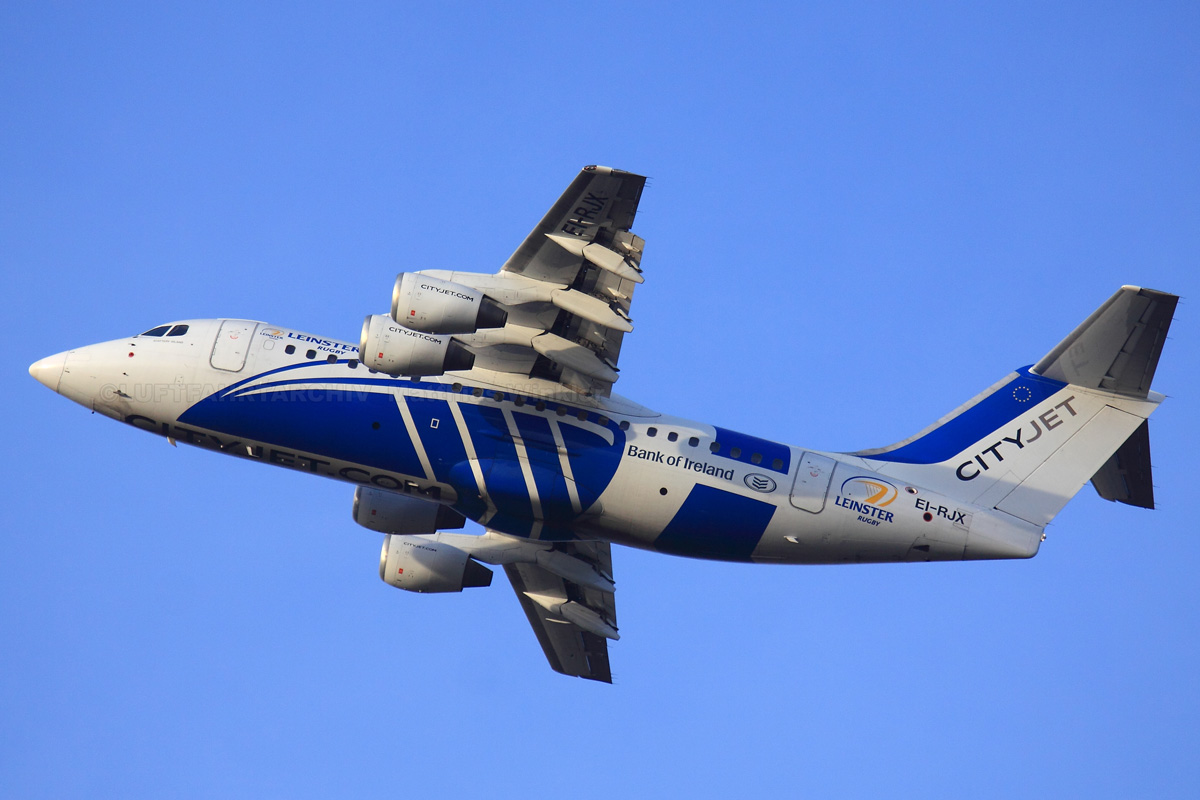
[391,272,508,334]
[378,534,493,593]
[353,487,466,534]
[359,314,475,376]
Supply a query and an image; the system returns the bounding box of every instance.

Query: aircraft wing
[500,165,646,285]
[504,539,618,683]
[434,166,647,397]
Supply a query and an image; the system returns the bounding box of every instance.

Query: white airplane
[29,166,1177,683]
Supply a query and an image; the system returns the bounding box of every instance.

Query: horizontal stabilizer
[1032,286,1178,397]
[1091,419,1155,509]
[994,405,1146,527]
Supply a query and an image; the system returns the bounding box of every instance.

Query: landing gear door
[789,452,836,513]
[211,319,259,372]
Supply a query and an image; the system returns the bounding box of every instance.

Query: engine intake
[378,534,494,593]
[359,314,475,376]
[392,272,508,334]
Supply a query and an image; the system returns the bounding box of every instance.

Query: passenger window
[667,432,678,442]
[451,383,463,392]
[751,453,762,464]
[348,360,358,369]
[514,396,525,407]
[556,406,567,416]
[306,350,316,359]
[688,437,699,447]
[730,447,742,458]
[647,427,657,437]
[472,387,483,397]
[493,391,504,402]
[597,416,608,426]
[709,442,720,453]
[140,326,170,337]
[166,325,189,336]
[772,458,784,470]
[285,345,296,355]
[326,354,337,364]
[536,401,547,412]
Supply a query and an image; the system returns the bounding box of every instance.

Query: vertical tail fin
[852,286,1177,526]
[1032,285,1177,398]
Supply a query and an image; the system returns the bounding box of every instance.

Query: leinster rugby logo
[744,473,777,493]
[834,476,898,526]
[840,477,898,506]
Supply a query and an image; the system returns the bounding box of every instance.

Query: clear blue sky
[3,3,1198,797]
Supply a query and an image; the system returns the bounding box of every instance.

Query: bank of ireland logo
[744,473,777,493]
[839,476,898,506]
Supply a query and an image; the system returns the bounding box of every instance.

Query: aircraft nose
[29,352,67,393]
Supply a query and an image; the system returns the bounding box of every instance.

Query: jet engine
[353,487,466,534]
[378,534,494,593]
[359,314,475,376]
[391,273,508,334]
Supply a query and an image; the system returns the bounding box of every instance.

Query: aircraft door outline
[211,320,258,372]
[789,451,836,513]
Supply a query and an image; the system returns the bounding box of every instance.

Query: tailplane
[852,286,1177,526]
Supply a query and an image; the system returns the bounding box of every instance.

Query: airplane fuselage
[27,161,1174,683]
[35,318,1042,565]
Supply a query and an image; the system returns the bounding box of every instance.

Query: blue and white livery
[29,166,1178,683]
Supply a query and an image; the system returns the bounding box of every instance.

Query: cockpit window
[140,326,171,337]
[166,325,189,337]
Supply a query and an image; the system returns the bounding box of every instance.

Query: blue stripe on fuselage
[711,427,791,474]
[179,386,425,478]
[455,402,533,526]
[405,397,469,484]
[855,366,1067,464]
[512,413,576,524]
[654,484,777,561]
[559,419,625,513]
[404,396,488,519]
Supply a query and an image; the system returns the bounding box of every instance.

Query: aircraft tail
[853,286,1177,527]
